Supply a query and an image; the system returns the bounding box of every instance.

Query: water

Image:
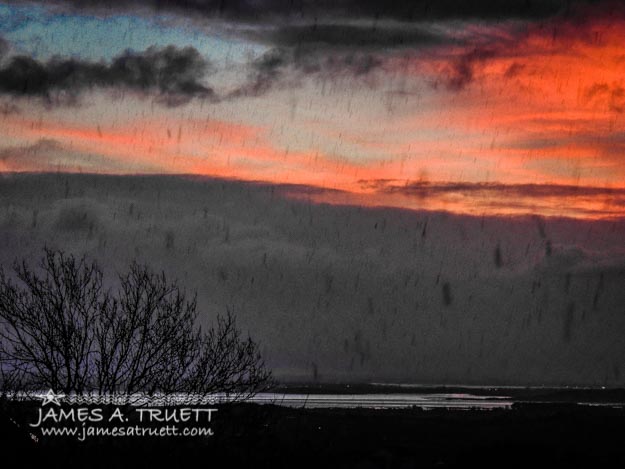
[12,390,512,409]
[248,392,513,410]
[16,385,625,410]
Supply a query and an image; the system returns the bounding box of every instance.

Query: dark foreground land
[2,400,625,468]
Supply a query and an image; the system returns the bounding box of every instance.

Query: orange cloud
[400,12,625,188]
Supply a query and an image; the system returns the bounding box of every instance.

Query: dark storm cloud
[244,2,625,92]
[5,1,605,55]
[2,2,621,101]
[251,23,450,50]
[9,0,585,22]
[0,44,215,106]
[6,1,618,96]
[11,1,601,57]
[229,47,384,98]
[230,23,445,88]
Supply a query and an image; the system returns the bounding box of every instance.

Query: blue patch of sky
[0,3,267,64]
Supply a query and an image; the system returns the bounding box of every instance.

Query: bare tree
[0,248,271,401]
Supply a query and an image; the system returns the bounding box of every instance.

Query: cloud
[0,36,9,58]
[0,44,215,106]
[0,139,158,173]
[229,47,385,98]
[2,173,625,385]
[3,1,596,57]
[0,101,20,115]
[250,23,451,50]
[585,82,625,113]
[332,180,625,219]
[374,181,625,199]
[290,47,385,76]
[225,23,445,95]
[439,46,499,90]
[12,0,582,22]
[0,30,385,104]
[418,2,625,90]
[3,1,618,97]
[228,48,288,98]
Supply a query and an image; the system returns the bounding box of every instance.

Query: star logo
[41,389,65,406]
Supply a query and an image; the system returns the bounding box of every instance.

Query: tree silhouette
[0,248,271,401]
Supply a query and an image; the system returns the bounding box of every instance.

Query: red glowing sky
[1,4,624,219]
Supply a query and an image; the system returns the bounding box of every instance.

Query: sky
[0,1,625,387]
[0,1,625,219]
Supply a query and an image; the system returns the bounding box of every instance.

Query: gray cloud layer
[1,173,624,386]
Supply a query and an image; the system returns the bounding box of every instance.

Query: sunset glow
[1,2,624,219]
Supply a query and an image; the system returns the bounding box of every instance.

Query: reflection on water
[17,387,625,410]
[249,393,513,410]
